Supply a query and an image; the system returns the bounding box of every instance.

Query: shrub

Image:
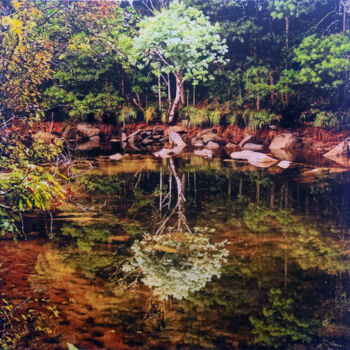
[118,106,137,126]
[313,110,350,130]
[180,101,230,127]
[144,106,157,124]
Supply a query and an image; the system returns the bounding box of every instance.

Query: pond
[1,153,350,349]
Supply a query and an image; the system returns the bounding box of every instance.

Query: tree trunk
[121,69,125,98]
[180,82,185,105]
[285,17,289,49]
[256,95,260,111]
[193,85,196,106]
[159,166,163,214]
[158,68,162,111]
[269,70,274,104]
[167,73,182,123]
[167,73,171,106]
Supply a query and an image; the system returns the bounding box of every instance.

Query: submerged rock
[247,152,278,168]
[230,150,256,160]
[154,148,173,158]
[109,153,123,160]
[243,143,264,151]
[270,148,296,161]
[277,160,292,169]
[77,140,100,151]
[269,133,300,150]
[231,150,277,168]
[154,144,185,158]
[194,149,213,157]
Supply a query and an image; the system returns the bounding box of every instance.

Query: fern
[144,106,156,124]
[313,110,350,130]
[118,106,137,126]
[208,110,221,125]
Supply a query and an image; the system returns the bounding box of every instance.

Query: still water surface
[1,154,350,349]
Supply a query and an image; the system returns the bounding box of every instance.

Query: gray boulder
[169,131,186,148]
[238,134,253,148]
[194,141,204,147]
[243,143,264,151]
[277,160,292,169]
[206,141,220,150]
[269,133,300,150]
[324,138,350,158]
[194,149,213,157]
[76,123,100,139]
[270,148,296,161]
[248,153,278,168]
[62,125,76,140]
[109,153,123,160]
[230,150,256,160]
[231,150,278,168]
[202,132,223,144]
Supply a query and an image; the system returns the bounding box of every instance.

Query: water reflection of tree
[122,228,228,301]
[250,288,321,348]
[156,158,191,235]
[119,157,228,303]
[54,157,350,348]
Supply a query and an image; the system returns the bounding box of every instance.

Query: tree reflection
[156,158,191,235]
[120,157,228,302]
[122,228,228,301]
[250,288,320,348]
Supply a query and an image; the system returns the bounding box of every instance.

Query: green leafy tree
[42,1,135,122]
[243,66,270,111]
[134,1,228,122]
[293,33,350,91]
[0,125,66,239]
[0,0,53,116]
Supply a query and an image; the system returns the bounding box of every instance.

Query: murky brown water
[1,154,350,349]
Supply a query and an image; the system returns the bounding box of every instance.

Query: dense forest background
[1,0,350,129]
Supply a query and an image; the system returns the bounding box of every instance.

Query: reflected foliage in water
[122,228,228,301]
[250,288,321,348]
[1,155,350,349]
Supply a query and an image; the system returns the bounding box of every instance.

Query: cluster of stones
[33,121,350,168]
[121,126,167,152]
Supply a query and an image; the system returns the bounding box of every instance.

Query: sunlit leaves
[134,1,228,85]
[0,1,53,114]
[293,33,350,90]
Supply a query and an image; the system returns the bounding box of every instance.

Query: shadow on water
[1,154,350,349]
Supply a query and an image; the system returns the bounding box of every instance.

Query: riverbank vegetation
[1,0,350,130]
